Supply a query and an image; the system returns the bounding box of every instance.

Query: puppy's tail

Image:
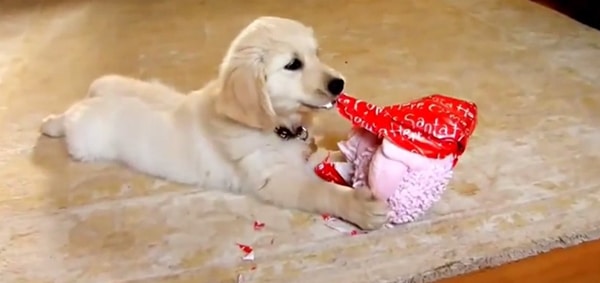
[40,114,65,138]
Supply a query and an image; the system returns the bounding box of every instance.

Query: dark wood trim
[531,0,600,30]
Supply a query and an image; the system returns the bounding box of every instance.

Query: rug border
[400,227,600,283]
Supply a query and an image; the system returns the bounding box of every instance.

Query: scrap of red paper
[253,221,265,231]
[236,243,253,255]
[313,155,348,186]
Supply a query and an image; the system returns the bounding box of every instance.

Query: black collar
[274,125,309,141]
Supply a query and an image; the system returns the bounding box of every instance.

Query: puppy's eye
[284,58,303,71]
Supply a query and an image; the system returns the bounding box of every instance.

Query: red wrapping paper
[314,154,348,185]
[315,93,477,183]
[336,93,477,161]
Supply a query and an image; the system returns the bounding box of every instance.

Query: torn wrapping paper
[242,252,254,261]
[321,213,332,221]
[321,214,365,236]
[236,243,255,261]
[252,220,265,231]
[315,93,478,225]
[236,222,264,283]
[314,156,349,185]
[323,217,363,236]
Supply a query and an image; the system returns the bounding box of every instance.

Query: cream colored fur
[39,16,388,230]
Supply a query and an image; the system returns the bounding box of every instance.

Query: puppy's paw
[40,114,65,137]
[343,186,389,230]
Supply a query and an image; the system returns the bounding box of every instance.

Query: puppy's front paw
[343,186,389,230]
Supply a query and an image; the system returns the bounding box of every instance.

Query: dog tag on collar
[274,126,308,141]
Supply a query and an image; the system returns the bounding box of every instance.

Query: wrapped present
[314,93,478,224]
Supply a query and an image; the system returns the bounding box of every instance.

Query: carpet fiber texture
[1,0,600,282]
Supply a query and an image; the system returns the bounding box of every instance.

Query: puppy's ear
[215,57,276,129]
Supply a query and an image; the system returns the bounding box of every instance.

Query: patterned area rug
[1,0,600,282]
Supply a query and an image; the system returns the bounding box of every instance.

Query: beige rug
[1,0,600,282]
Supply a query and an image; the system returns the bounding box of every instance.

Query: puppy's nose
[327,78,345,96]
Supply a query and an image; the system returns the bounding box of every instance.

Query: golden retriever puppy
[39,16,388,230]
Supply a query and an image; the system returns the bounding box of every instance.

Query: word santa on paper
[402,114,462,140]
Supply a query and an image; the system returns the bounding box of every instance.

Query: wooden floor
[440,239,600,283]
[531,0,599,30]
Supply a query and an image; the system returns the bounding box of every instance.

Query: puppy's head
[215,16,345,130]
